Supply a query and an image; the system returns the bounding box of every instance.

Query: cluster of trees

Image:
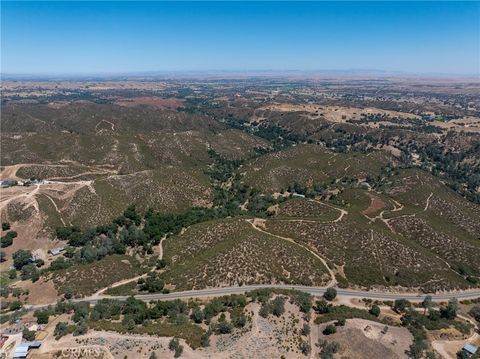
[1,230,17,248]
[49,294,248,349]
[190,301,246,345]
[53,321,75,340]
[284,181,330,199]
[369,304,381,317]
[259,296,286,318]
[137,272,165,293]
[298,340,311,355]
[207,149,286,216]
[0,223,9,258]
[401,138,480,204]
[22,328,36,341]
[9,300,23,311]
[52,204,225,272]
[168,337,183,358]
[323,288,337,301]
[392,297,463,359]
[253,124,306,149]
[291,290,313,313]
[11,249,43,282]
[317,339,340,359]
[201,295,247,323]
[246,190,286,215]
[469,305,480,323]
[89,294,248,331]
[468,305,480,335]
[322,324,337,335]
[56,224,126,263]
[20,301,89,340]
[325,128,367,153]
[248,288,313,315]
[33,310,50,324]
[143,206,220,241]
[201,97,480,206]
[315,299,333,315]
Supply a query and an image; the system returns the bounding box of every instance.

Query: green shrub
[323,324,337,335]
[370,304,381,317]
[34,310,50,324]
[12,249,32,270]
[22,328,35,341]
[9,301,22,311]
[323,288,337,301]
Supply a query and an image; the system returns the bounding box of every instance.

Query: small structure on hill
[462,344,477,356]
[0,179,17,188]
[13,341,42,358]
[50,247,64,256]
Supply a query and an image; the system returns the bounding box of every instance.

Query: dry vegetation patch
[243,144,390,192]
[50,255,148,297]
[161,218,331,290]
[313,319,413,359]
[259,103,420,122]
[114,96,184,110]
[272,197,339,221]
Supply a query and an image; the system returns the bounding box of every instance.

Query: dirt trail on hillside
[365,192,433,233]
[387,192,434,221]
[247,218,336,287]
[243,197,348,287]
[272,198,348,225]
[309,198,348,222]
[93,236,167,297]
[1,163,116,181]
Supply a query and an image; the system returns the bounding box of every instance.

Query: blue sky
[1,1,479,75]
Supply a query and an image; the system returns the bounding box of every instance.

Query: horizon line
[2,68,479,80]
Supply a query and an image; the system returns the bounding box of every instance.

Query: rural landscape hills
[2,1,480,357]
[1,76,479,358]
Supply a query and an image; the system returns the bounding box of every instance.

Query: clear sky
[1,1,479,75]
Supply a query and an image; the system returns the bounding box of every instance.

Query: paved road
[26,284,480,311]
[84,284,480,304]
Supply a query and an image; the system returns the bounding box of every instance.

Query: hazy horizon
[2,69,479,81]
[1,68,478,76]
